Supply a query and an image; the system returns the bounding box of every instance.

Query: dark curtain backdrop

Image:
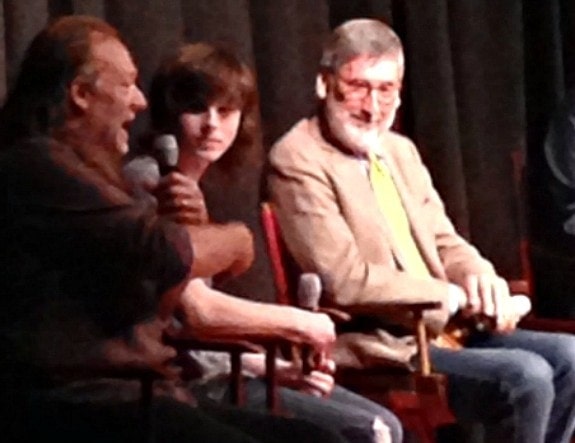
[1,0,572,302]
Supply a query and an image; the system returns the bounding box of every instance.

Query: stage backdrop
[1,0,573,302]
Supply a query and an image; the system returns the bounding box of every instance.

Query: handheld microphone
[154,134,179,176]
[509,294,532,317]
[297,273,323,374]
[473,294,532,333]
[297,273,322,311]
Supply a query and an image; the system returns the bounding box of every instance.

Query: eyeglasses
[334,76,401,104]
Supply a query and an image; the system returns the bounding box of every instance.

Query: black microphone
[153,134,179,176]
[297,273,323,374]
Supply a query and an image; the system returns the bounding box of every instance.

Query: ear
[315,73,328,99]
[69,78,93,111]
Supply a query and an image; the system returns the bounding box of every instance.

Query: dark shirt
[0,136,193,391]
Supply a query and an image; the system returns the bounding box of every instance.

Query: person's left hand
[461,273,520,332]
[276,357,336,398]
[241,354,336,398]
[154,171,208,225]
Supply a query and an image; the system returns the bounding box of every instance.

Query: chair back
[260,202,301,306]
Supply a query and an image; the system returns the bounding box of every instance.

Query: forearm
[177,280,308,343]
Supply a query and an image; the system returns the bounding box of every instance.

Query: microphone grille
[297,273,322,310]
[510,294,532,318]
[154,134,179,169]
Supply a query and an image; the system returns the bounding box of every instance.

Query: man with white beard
[268,18,575,443]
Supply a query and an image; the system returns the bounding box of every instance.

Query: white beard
[324,95,398,156]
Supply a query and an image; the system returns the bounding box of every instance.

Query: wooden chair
[509,149,575,334]
[168,335,283,413]
[260,202,455,443]
[510,241,575,334]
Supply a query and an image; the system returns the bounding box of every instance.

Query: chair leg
[230,350,245,407]
[265,343,279,414]
[140,375,155,443]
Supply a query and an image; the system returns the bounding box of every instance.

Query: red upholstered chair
[260,202,455,443]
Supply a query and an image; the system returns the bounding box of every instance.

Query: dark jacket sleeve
[0,139,193,337]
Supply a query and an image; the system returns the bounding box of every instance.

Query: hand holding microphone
[153,134,208,225]
[297,273,325,374]
[457,294,532,337]
[489,293,531,333]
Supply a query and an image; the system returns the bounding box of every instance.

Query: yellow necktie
[368,152,431,279]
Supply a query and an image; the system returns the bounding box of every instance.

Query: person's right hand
[294,309,336,355]
[154,171,208,225]
[460,273,518,333]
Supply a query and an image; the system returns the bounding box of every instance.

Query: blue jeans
[194,378,403,443]
[431,329,575,443]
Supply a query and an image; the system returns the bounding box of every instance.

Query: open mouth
[122,120,133,131]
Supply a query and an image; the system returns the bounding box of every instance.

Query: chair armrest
[519,317,575,334]
[508,279,530,295]
[395,301,443,312]
[165,334,286,414]
[166,336,264,354]
[316,306,352,322]
[368,300,442,376]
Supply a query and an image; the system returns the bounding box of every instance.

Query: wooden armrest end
[317,306,352,322]
[508,279,530,295]
[400,301,443,313]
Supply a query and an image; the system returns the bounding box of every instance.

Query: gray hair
[320,18,404,76]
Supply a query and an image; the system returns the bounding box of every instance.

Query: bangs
[149,42,257,134]
[165,69,210,114]
[202,61,253,111]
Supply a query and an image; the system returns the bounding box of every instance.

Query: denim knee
[500,351,554,409]
[548,333,575,379]
[373,412,403,443]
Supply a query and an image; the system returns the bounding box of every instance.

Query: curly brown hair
[148,42,261,178]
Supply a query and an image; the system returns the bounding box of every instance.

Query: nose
[132,85,147,111]
[203,107,220,129]
[361,88,381,119]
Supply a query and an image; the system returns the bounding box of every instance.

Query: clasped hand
[242,353,336,398]
[455,273,522,333]
[152,172,254,278]
[153,171,209,225]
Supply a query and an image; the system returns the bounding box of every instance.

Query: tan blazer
[268,117,495,369]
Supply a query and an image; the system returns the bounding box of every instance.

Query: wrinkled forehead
[336,54,403,83]
[89,35,137,78]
